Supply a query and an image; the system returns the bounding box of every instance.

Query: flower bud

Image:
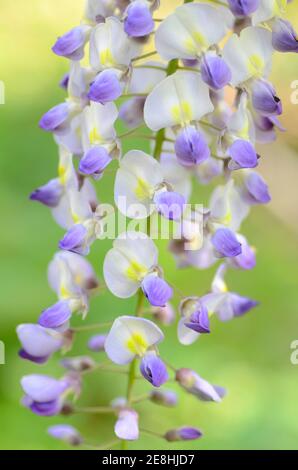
[52,25,89,60]
[60,356,96,372]
[59,224,88,256]
[39,103,69,133]
[201,53,231,90]
[251,80,282,116]
[272,19,298,53]
[175,368,225,402]
[228,139,258,169]
[124,2,154,38]
[88,334,107,352]
[243,171,271,204]
[153,190,185,221]
[230,235,256,270]
[151,303,175,325]
[211,228,242,258]
[165,427,202,442]
[88,70,122,104]
[184,301,210,334]
[149,389,177,407]
[227,0,259,17]
[30,179,62,208]
[79,147,112,178]
[175,126,210,167]
[48,425,83,446]
[140,352,168,387]
[141,273,173,307]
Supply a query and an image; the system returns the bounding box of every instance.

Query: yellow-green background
[0,0,298,450]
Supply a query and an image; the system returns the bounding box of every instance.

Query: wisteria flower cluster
[20,0,297,450]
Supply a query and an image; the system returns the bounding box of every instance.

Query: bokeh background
[0,0,298,450]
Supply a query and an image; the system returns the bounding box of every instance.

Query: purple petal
[39,103,69,132]
[19,350,49,364]
[231,293,259,317]
[141,274,173,307]
[30,399,61,417]
[227,0,260,17]
[88,70,122,104]
[60,73,70,90]
[232,240,256,270]
[124,2,154,38]
[59,224,88,255]
[48,425,83,446]
[79,147,112,177]
[228,139,258,169]
[140,353,169,387]
[201,53,232,90]
[165,427,203,442]
[252,80,282,116]
[52,26,86,60]
[211,228,242,258]
[244,172,271,204]
[30,179,62,207]
[184,302,210,334]
[154,191,185,221]
[175,126,210,167]
[38,301,72,329]
[272,19,298,53]
[88,335,107,352]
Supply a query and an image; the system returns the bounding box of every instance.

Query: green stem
[131,51,157,62]
[74,406,115,414]
[71,321,112,333]
[118,125,145,139]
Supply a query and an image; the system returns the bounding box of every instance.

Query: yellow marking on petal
[184,31,206,54]
[237,119,250,140]
[99,48,115,67]
[71,212,81,224]
[247,54,264,77]
[273,0,287,15]
[171,101,192,125]
[219,210,232,226]
[59,164,67,185]
[89,127,102,145]
[60,284,71,299]
[134,177,152,201]
[126,332,148,356]
[126,260,148,282]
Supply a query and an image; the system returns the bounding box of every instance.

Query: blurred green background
[0,0,298,450]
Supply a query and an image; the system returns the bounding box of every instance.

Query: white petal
[129,62,166,94]
[82,101,118,151]
[89,17,139,71]
[103,248,140,299]
[240,26,273,80]
[252,0,286,25]
[144,71,213,131]
[160,153,191,201]
[105,316,164,365]
[222,34,251,87]
[177,317,200,345]
[114,231,158,270]
[155,3,228,60]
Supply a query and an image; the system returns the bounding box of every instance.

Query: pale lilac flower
[115,409,139,440]
[21,374,71,416]
[88,335,107,352]
[17,324,64,364]
[272,18,298,53]
[175,126,210,167]
[105,316,164,365]
[88,70,122,104]
[48,425,83,446]
[201,52,232,90]
[176,368,225,402]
